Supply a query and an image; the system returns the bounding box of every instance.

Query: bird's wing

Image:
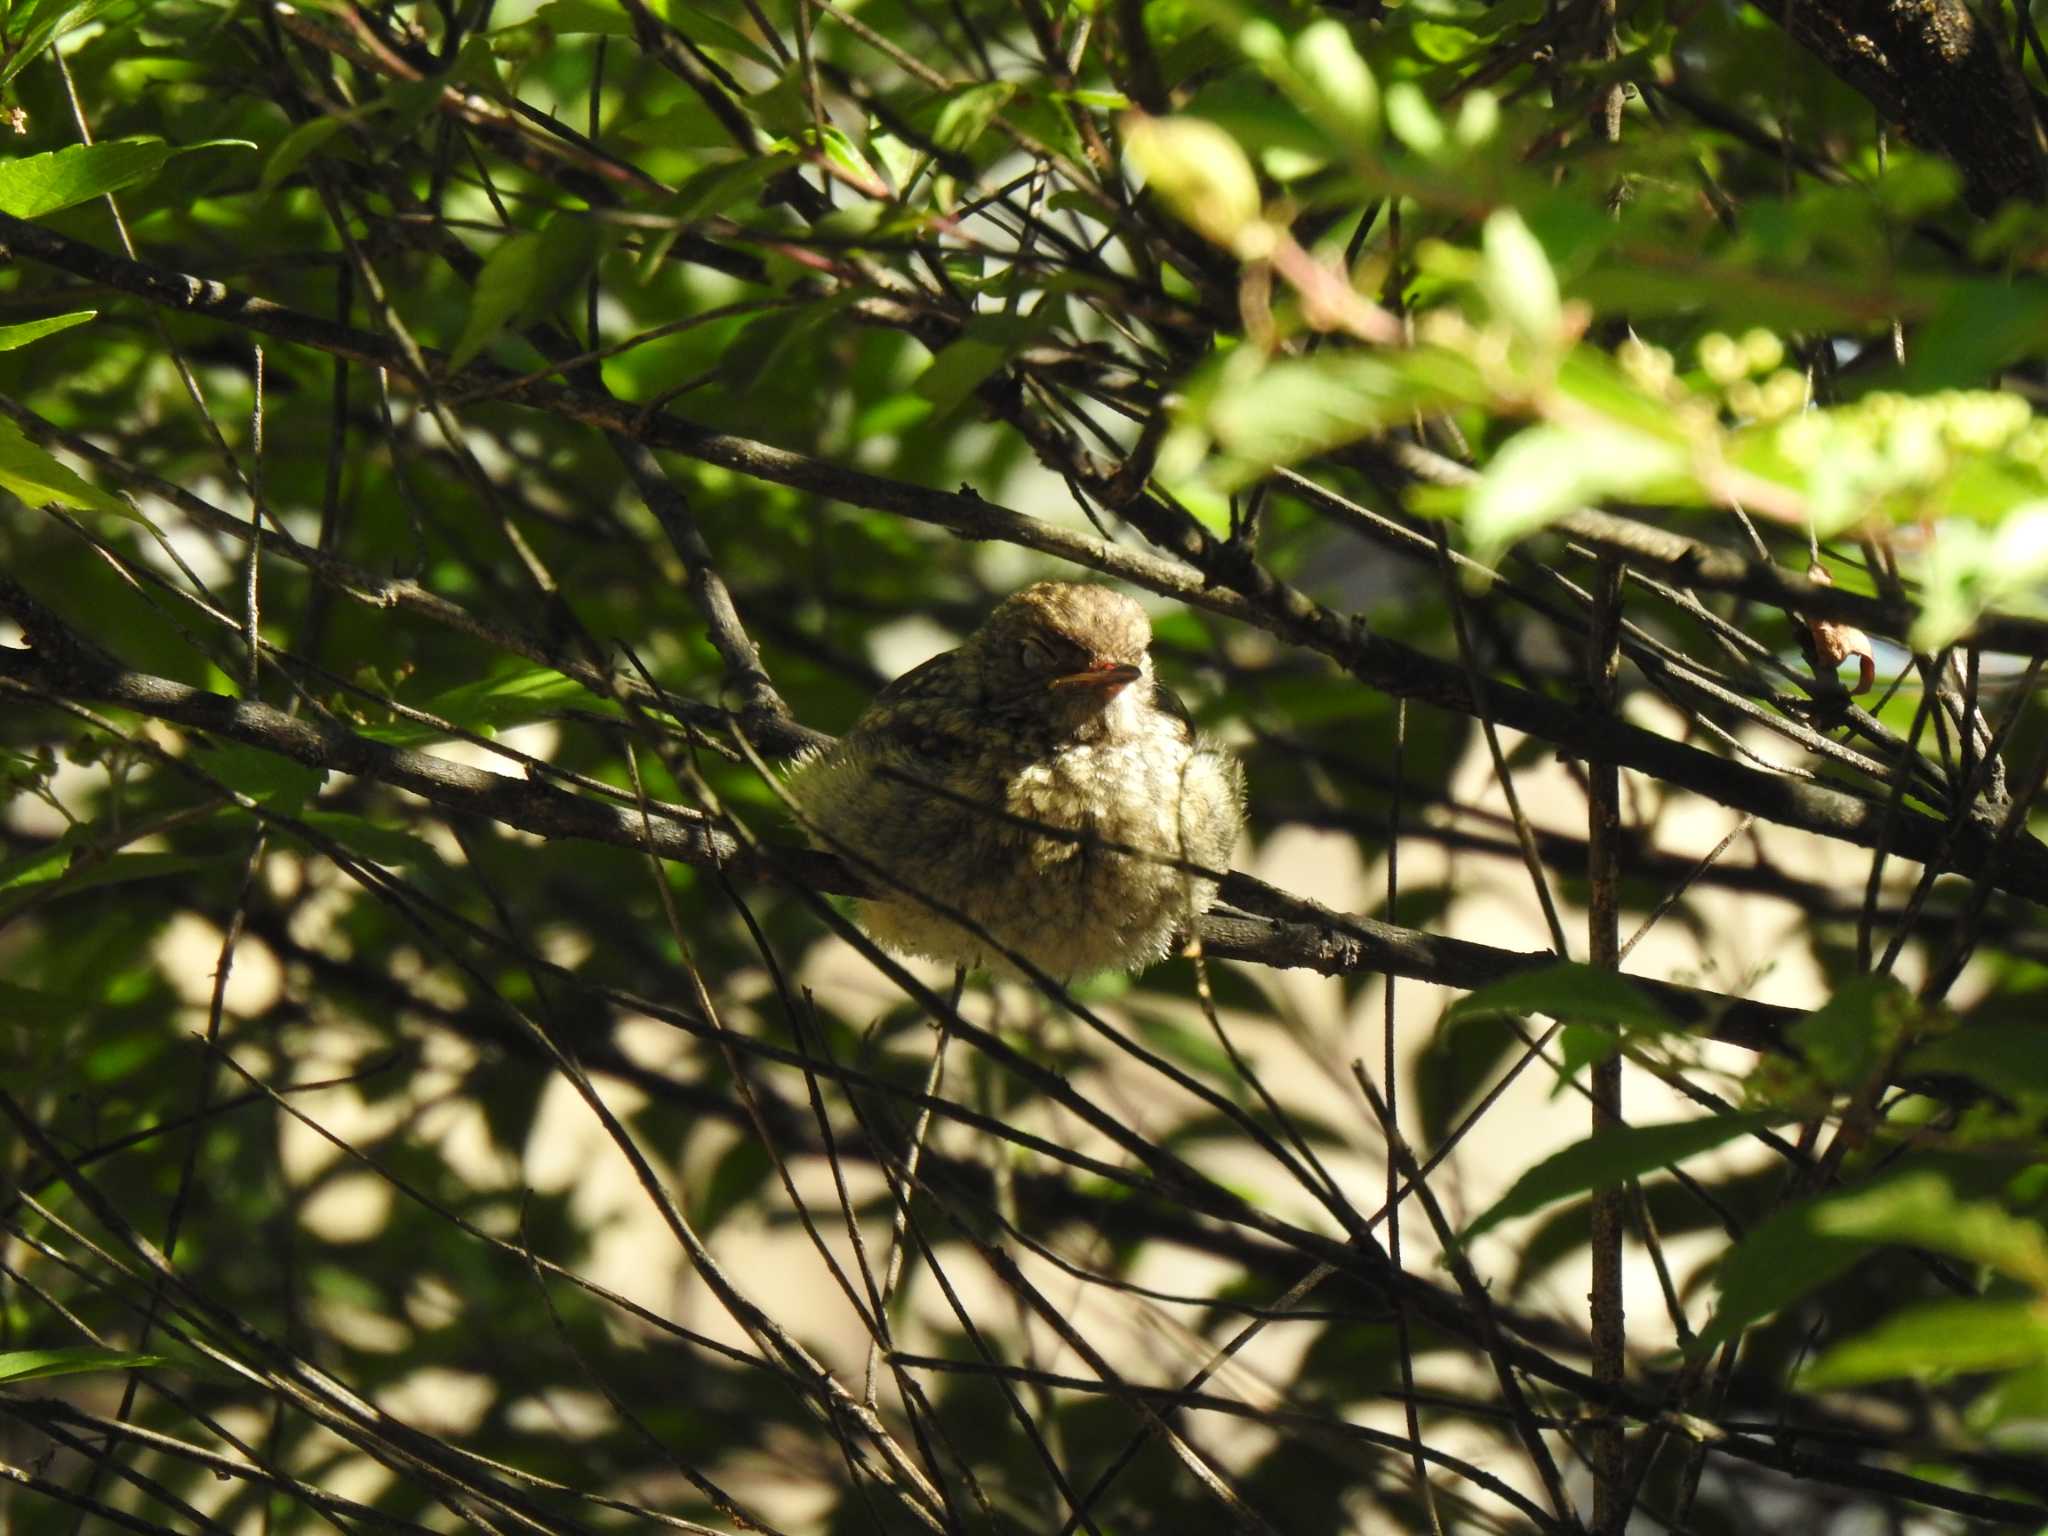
[872,647,964,705]
[1150,680,1196,742]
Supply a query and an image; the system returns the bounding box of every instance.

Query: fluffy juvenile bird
[790,582,1244,978]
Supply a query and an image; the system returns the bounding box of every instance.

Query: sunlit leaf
[0,417,133,517]
[1802,1300,2048,1388]
[0,135,250,218]
[1466,421,1686,565]
[0,1348,173,1384]
[1810,1171,2048,1287]
[0,309,94,350]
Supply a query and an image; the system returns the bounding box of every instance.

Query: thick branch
[0,581,1807,1053]
[1748,0,2048,212]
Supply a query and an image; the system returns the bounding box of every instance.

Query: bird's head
[967,582,1155,732]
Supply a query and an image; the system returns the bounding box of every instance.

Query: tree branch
[4,215,2046,908]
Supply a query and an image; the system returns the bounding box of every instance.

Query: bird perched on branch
[789,582,1244,978]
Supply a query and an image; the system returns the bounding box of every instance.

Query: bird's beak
[1049,661,1142,693]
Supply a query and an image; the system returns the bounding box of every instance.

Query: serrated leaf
[0,416,133,517]
[0,309,94,350]
[0,135,250,218]
[1801,1299,2048,1388]
[1809,1171,2048,1287]
[1696,1199,1871,1351]
[1466,1112,1777,1240]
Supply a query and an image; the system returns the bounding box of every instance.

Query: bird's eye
[1018,636,1058,670]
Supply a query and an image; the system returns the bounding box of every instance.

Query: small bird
[789,582,1244,978]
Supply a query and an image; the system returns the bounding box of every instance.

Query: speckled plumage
[789,583,1244,978]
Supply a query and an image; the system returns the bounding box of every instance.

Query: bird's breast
[1005,739,1187,855]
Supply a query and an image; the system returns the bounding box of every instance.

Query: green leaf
[696,1136,775,1234]
[448,229,544,369]
[1555,1021,1620,1078]
[0,135,250,218]
[647,0,779,69]
[0,1347,173,1385]
[669,153,794,227]
[1809,1171,2048,1287]
[448,215,605,370]
[0,0,146,88]
[1417,1010,1521,1145]
[1696,1199,1872,1351]
[0,139,166,217]
[400,665,595,740]
[1382,81,1445,157]
[1787,975,1912,1088]
[353,665,601,755]
[0,852,208,917]
[1123,113,1270,259]
[0,309,94,350]
[1965,1359,2048,1433]
[197,743,327,808]
[1134,1014,1237,1081]
[1481,209,1561,343]
[913,336,1008,420]
[930,81,1017,154]
[1912,506,2048,651]
[1198,351,1448,488]
[259,114,351,195]
[0,416,132,517]
[1287,19,1377,141]
[1446,963,1673,1032]
[530,0,633,33]
[1802,1299,2048,1388]
[1466,1112,1777,1240]
[1466,422,1685,566]
[615,100,729,150]
[291,811,439,868]
[1906,1021,2048,1100]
